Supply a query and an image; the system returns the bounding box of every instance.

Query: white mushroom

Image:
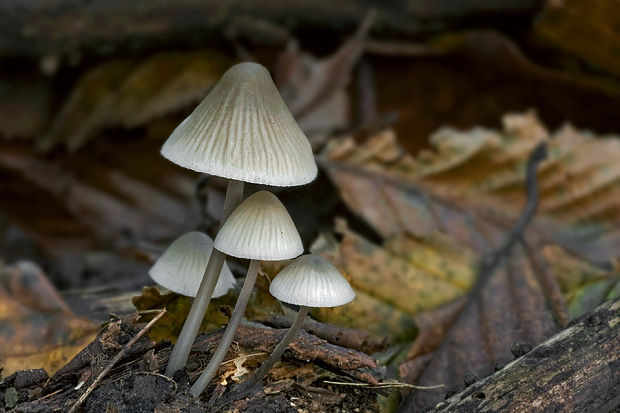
[238,254,354,391]
[190,191,303,396]
[148,232,235,298]
[162,62,317,186]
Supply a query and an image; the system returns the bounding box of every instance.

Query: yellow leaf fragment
[0,262,98,376]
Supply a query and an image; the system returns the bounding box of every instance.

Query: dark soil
[0,315,386,412]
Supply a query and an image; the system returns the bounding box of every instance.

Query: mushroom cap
[214,191,303,261]
[269,254,355,307]
[149,232,236,297]
[161,62,317,186]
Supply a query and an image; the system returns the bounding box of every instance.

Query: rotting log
[422,298,620,413]
[0,0,539,58]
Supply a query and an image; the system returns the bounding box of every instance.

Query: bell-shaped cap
[149,232,236,297]
[214,191,302,260]
[269,254,355,307]
[161,62,317,186]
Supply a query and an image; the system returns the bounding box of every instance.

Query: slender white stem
[220,180,245,221]
[240,306,309,390]
[165,180,244,377]
[191,259,260,396]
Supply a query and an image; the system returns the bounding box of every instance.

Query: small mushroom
[162,62,317,187]
[190,191,303,396]
[148,232,235,298]
[237,254,355,391]
[163,62,316,376]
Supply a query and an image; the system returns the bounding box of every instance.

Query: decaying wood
[1,314,383,412]
[422,298,620,413]
[265,313,387,354]
[67,309,166,413]
[192,324,378,374]
[1,0,539,57]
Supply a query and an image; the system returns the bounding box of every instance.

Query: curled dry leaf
[0,261,98,376]
[321,112,620,262]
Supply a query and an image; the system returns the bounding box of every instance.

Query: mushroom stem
[240,305,310,390]
[221,180,245,220]
[191,259,261,396]
[165,180,244,377]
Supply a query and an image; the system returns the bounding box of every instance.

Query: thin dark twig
[68,309,167,413]
[472,143,548,294]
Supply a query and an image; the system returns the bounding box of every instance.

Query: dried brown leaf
[39,51,229,152]
[534,0,620,77]
[0,261,98,376]
[322,113,620,262]
[0,144,194,250]
[274,13,374,147]
[317,114,619,410]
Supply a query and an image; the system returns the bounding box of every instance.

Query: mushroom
[237,254,355,391]
[163,62,316,376]
[148,232,235,298]
[190,191,303,396]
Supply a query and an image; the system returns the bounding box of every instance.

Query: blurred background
[1,1,619,411]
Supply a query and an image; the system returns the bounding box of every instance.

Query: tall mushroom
[148,232,235,298]
[190,190,303,396]
[162,62,316,376]
[238,254,355,391]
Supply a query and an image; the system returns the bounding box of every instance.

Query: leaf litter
[0,10,619,412]
[310,112,619,410]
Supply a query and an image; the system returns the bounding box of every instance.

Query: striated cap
[161,62,317,186]
[214,191,302,260]
[269,254,355,307]
[149,232,236,297]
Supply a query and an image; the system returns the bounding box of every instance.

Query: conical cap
[269,255,355,307]
[149,232,236,297]
[161,62,317,186]
[214,191,302,260]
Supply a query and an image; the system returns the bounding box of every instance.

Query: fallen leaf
[315,114,619,410]
[38,51,230,152]
[0,143,196,251]
[274,12,374,148]
[309,219,472,341]
[131,286,235,343]
[0,261,98,376]
[534,0,620,77]
[321,113,620,262]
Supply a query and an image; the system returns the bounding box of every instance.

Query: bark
[421,298,620,413]
[192,324,378,374]
[1,0,538,57]
[265,313,387,354]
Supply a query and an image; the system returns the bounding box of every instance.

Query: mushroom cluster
[154,61,355,397]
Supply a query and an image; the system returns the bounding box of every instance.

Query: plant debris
[0,313,386,412]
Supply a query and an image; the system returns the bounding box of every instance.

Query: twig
[221,352,267,365]
[30,388,64,403]
[68,309,167,413]
[472,143,547,295]
[323,380,444,390]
